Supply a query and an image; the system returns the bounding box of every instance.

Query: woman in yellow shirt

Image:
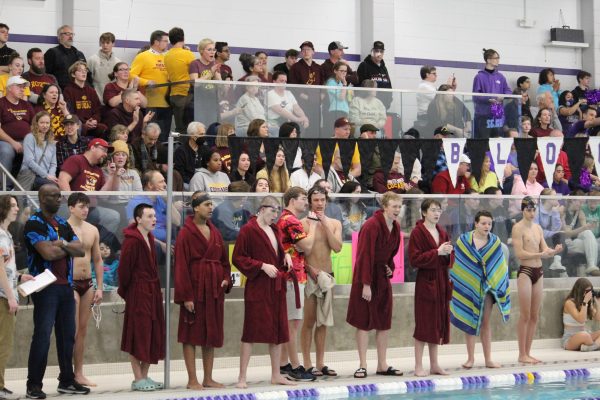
[470,154,499,193]
[0,54,31,99]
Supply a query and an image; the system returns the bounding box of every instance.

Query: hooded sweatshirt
[472,68,512,116]
[189,167,230,193]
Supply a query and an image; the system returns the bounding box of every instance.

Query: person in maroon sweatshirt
[431,153,471,194]
[63,61,107,138]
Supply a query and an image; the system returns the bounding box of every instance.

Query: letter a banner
[488,138,513,188]
[537,137,563,186]
[442,138,467,188]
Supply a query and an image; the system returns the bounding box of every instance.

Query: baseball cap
[88,138,114,152]
[63,114,80,125]
[328,41,348,52]
[434,126,452,136]
[360,123,379,133]
[7,76,30,87]
[372,41,385,51]
[459,154,471,164]
[334,117,350,128]
[521,196,536,211]
[299,41,314,50]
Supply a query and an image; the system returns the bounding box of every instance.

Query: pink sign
[351,231,405,283]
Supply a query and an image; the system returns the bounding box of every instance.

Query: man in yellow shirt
[130,30,171,141]
[315,117,361,181]
[164,27,195,135]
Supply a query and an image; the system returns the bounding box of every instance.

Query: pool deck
[5,339,600,399]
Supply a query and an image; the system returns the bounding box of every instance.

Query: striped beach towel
[450,231,510,336]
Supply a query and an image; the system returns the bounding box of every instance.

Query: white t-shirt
[416,80,436,116]
[0,227,17,301]
[267,90,298,126]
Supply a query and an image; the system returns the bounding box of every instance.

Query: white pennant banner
[588,137,600,183]
[488,138,513,188]
[442,138,467,188]
[537,137,563,187]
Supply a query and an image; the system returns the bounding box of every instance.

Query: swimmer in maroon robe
[232,195,295,388]
[174,192,231,390]
[347,192,403,378]
[118,203,165,391]
[408,198,453,377]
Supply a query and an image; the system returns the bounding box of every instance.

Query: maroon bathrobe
[346,210,400,331]
[408,219,453,345]
[174,216,232,347]
[118,224,165,364]
[232,216,289,344]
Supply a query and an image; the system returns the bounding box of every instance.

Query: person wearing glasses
[44,25,90,90]
[408,199,453,377]
[472,48,512,139]
[512,196,562,364]
[232,196,294,388]
[87,32,121,102]
[562,278,600,351]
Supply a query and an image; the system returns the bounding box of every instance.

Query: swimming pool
[165,368,600,400]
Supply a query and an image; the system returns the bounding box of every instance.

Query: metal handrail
[0,163,39,208]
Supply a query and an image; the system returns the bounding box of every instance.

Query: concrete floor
[4,339,600,399]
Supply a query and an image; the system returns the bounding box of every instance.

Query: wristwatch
[60,239,68,248]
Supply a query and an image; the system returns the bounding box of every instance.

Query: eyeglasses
[60,32,74,36]
[117,68,130,72]
[262,205,281,213]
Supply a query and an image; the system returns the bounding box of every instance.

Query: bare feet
[518,355,537,364]
[529,355,541,364]
[75,375,97,387]
[462,360,474,369]
[203,378,225,388]
[485,361,502,368]
[235,380,248,389]
[414,368,428,377]
[430,367,449,375]
[187,382,204,390]
[271,375,296,386]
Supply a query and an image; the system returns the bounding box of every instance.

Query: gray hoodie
[189,167,230,193]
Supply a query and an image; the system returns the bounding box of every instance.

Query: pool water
[346,378,600,399]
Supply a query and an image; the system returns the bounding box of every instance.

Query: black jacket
[44,44,92,89]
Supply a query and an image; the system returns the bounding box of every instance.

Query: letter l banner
[442,138,466,188]
[488,138,513,188]
[537,137,563,187]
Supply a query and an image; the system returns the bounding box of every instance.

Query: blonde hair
[68,61,88,80]
[216,123,234,147]
[198,38,214,53]
[381,191,401,207]
[109,124,128,141]
[267,149,290,193]
[32,111,53,147]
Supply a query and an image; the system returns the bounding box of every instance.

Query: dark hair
[307,186,329,205]
[516,76,530,88]
[420,65,436,80]
[7,52,21,66]
[26,47,42,61]
[483,186,501,195]
[534,107,552,128]
[566,278,595,319]
[150,30,167,45]
[570,189,587,197]
[67,192,90,207]
[108,61,128,81]
[251,177,269,192]
[285,49,299,58]
[200,147,221,169]
[168,27,184,45]
[0,23,9,31]
[279,122,300,138]
[272,70,287,82]
[0,195,16,223]
[215,41,228,53]
[482,48,498,62]
[283,186,307,206]
[239,53,257,74]
[313,178,328,188]
[474,210,493,223]
[99,32,116,44]
[228,180,251,193]
[464,188,479,195]
[577,70,591,84]
[133,203,153,222]
[37,83,61,106]
[333,61,347,71]
[538,68,555,85]
[247,119,266,137]
[255,51,267,58]
[420,198,442,218]
[558,90,573,107]
[339,181,361,194]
